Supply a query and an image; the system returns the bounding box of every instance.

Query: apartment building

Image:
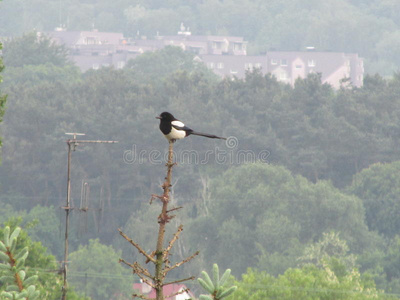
[45,28,364,88]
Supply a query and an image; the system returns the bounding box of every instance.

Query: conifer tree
[0,226,40,300]
[198,264,237,300]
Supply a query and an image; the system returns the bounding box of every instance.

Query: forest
[0,29,400,299]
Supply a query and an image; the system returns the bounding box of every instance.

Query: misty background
[1,0,400,299]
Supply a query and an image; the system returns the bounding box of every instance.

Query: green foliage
[190,163,375,276]
[24,205,64,258]
[68,239,132,300]
[349,161,400,237]
[125,46,216,85]
[2,63,81,87]
[198,264,237,300]
[2,31,70,67]
[298,232,357,274]
[232,266,389,300]
[359,235,400,295]
[0,220,86,300]
[0,226,40,300]
[0,40,6,154]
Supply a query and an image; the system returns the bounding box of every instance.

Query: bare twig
[118,229,156,264]
[119,258,136,269]
[164,225,183,258]
[165,251,200,274]
[132,293,153,300]
[136,272,155,289]
[166,206,183,213]
[164,277,195,286]
[165,287,192,299]
[132,262,153,279]
[120,259,154,280]
[150,194,164,205]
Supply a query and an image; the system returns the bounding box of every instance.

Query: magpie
[156,112,227,142]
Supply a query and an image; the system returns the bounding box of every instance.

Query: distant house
[44,27,364,88]
[199,51,364,88]
[133,282,194,300]
[265,51,364,88]
[45,29,144,71]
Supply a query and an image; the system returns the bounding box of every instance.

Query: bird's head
[156,112,176,121]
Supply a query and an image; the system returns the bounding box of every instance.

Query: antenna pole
[61,140,72,300]
[61,133,118,300]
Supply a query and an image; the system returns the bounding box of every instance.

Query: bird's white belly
[166,127,186,140]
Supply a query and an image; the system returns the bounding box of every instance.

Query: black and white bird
[156,112,226,142]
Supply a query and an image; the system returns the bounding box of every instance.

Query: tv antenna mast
[77,180,104,237]
[61,133,118,300]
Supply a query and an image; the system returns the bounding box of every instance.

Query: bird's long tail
[191,131,227,140]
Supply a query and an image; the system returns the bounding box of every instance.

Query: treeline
[1,0,400,75]
[2,36,400,298]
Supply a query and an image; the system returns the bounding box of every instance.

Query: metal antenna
[78,181,90,237]
[61,133,118,300]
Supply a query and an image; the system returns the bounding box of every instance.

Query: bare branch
[132,293,154,300]
[165,287,192,299]
[136,273,156,289]
[118,229,156,264]
[164,225,183,260]
[119,258,135,269]
[166,206,183,214]
[164,277,195,286]
[133,262,153,280]
[150,194,163,205]
[165,251,200,274]
[145,251,156,264]
[120,259,154,284]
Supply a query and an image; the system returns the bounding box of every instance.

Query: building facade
[45,29,364,88]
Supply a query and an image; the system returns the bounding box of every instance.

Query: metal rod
[61,134,118,300]
[61,140,72,300]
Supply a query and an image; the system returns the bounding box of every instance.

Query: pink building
[133,282,195,300]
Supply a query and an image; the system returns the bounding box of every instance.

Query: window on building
[189,47,201,54]
[255,63,261,69]
[212,42,222,49]
[280,72,287,80]
[217,62,224,69]
[117,61,125,69]
[245,63,253,69]
[281,59,288,66]
[92,64,99,70]
[208,62,215,69]
[271,59,278,65]
[233,43,242,51]
[295,65,302,69]
[86,37,97,45]
[308,59,316,67]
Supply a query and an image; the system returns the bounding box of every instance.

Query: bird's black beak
[155,116,161,119]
